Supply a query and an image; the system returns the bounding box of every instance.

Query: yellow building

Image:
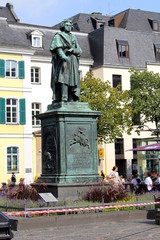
[0,52,33,184]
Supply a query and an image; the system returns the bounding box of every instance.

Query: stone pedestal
[32,182,101,201]
[37,102,101,199]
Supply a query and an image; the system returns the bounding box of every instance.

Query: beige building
[66,10,160,178]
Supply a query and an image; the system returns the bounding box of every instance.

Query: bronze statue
[50,19,82,102]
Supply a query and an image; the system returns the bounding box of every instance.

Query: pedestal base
[37,102,101,185]
[32,182,102,201]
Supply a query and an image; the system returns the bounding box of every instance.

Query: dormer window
[153,20,159,31]
[96,21,105,29]
[27,30,43,48]
[91,14,106,30]
[108,19,114,27]
[154,44,160,61]
[116,40,129,58]
[33,36,41,47]
[149,19,159,31]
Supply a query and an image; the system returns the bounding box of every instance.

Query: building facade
[1,3,160,183]
[64,9,160,178]
[0,3,92,184]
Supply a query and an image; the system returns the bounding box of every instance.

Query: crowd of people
[130,172,160,193]
[100,166,160,194]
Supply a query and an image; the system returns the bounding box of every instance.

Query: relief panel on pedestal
[42,125,58,174]
[66,123,94,174]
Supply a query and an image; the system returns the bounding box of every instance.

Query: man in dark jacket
[11,172,16,186]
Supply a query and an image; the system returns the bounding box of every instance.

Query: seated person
[119,175,125,184]
[155,173,160,184]
[131,175,138,192]
[136,174,141,184]
[144,172,153,192]
[154,173,160,191]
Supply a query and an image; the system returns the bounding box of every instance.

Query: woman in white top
[109,166,119,183]
[144,172,153,191]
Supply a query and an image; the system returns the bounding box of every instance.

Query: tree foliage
[80,71,133,143]
[129,68,160,134]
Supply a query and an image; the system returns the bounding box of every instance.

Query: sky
[1,0,160,27]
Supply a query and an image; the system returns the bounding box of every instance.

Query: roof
[0,3,19,23]
[111,9,160,32]
[89,25,160,69]
[53,9,160,34]
[0,18,92,60]
[1,5,160,69]
[53,12,110,33]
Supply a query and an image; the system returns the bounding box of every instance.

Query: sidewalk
[11,210,160,240]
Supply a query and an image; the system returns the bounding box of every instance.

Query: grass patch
[0,182,159,214]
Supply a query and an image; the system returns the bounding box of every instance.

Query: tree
[129,68,160,136]
[80,71,133,143]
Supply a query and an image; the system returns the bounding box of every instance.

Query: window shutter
[0,98,5,124]
[19,98,26,124]
[18,61,25,79]
[0,59,5,78]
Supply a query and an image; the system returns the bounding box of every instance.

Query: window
[6,98,18,123]
[0,98,26,125]
[7,146,19,172]
[6,60,17,77]
[0,59,24,79]
[153,20,159,31]
[32,103,41,126]
[133,139,139,157]
[132,112,141,125]
[32,37,41,47]
[31,67,40,83]
[154,44,160,61]
[149,19,159,31]
[115,139,124,159]
[29,30,43,48]
[108,19,114,27]
[96,21,105,29]
[112,75,122,91]
[117,40,129,58]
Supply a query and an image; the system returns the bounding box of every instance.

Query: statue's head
[60,19,73,31]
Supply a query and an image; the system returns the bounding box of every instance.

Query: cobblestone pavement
[13,218,160,240]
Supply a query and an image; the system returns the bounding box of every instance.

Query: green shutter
[0,98,5,124]
[0,59,5,78]
[19,98,26,124]
[18,61,25,79]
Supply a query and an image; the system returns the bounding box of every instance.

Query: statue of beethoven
[50,19,82,102]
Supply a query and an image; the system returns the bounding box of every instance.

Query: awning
[127,142,160,151]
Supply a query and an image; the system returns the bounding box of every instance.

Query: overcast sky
[1,0,160,26]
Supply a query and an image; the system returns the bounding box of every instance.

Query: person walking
[109,166,119,183]
[11,172,16,186]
